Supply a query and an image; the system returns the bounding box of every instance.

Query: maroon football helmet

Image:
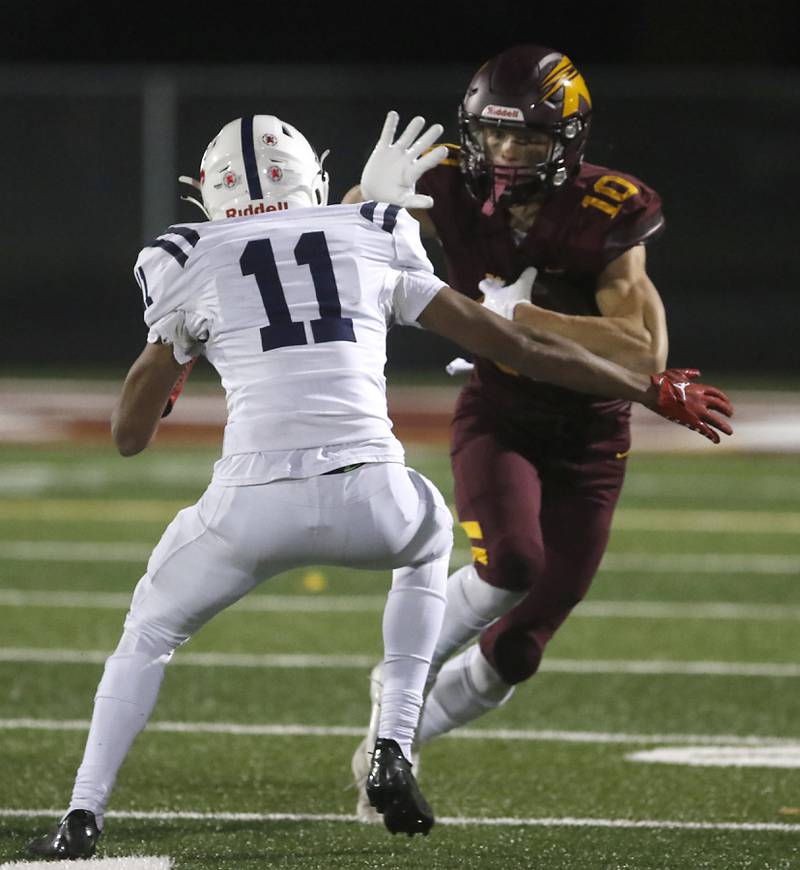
[459,45,592,212]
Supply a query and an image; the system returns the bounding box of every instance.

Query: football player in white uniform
[28,113,732,859]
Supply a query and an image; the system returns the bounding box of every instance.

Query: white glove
[479,267,538,319]
[445,357,475,376]
[360,110,449,209]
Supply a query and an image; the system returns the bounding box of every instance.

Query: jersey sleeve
[602,180,665,263]
[389,208,447,327]
[389,208,438,273]
[391,270,446,327]
[132,227,208,363]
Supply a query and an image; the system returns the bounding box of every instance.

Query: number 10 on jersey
[240,231,356,352]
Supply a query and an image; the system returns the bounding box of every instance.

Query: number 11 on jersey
[240,231,356,352]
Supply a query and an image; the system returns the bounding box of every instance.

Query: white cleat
[351,735,382,823]
[351,662,384,823]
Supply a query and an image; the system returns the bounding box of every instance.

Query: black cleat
[27,809,101,860]
[366,737,434,836]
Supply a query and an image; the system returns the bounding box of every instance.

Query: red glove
[649,369,734,444]
[161,357,198,418]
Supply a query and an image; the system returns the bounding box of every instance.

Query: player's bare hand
[647,369,734,443]
[360,110,448,209]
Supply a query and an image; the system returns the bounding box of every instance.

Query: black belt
[322,462,366,475]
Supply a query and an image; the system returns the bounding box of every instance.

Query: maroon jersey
[417,146,664,420]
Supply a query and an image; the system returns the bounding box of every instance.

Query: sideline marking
[1,718,797,749]
[627,746,800,769]
[3,589,800,622]
[1,808,797,834]
[0,859,171,870]
[2,647,798,677]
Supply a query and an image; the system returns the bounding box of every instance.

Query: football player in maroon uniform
[346,44,728,819]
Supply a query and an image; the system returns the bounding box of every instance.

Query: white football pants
[69,462,452,825]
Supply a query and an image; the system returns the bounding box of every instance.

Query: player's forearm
[503,323,653,403]
[514,304,665,373]
[112,344,184,456]
[111,378,167,456]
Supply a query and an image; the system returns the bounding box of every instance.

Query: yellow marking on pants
[615,450,631,460]
[460,520,483,541]
[471,546,488,566]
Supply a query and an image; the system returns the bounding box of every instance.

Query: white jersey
[133,202,446,484]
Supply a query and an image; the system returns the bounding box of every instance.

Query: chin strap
[178,175,210,219]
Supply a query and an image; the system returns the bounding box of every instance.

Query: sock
[378,556,448,758]
[426,564,526,690]
[69,633,173,826]
[417,644,514,745]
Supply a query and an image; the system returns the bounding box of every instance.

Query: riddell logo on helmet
[482,105,524,121]
[226,202,289,218]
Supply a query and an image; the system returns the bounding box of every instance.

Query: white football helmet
[179,115,330,220]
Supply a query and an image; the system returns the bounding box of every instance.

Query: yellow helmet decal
[539,55,592,117]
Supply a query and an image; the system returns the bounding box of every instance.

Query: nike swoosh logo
[615,450,631,460]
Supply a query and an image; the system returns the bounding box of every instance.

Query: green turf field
[0,443,798,869]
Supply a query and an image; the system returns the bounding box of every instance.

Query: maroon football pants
[451,415,629,685]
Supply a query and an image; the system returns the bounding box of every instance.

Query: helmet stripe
[241,116,263,200]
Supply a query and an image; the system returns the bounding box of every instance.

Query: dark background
[3,0,799,377]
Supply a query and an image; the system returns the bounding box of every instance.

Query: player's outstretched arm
[111,342,187,456]
[418,287,733,442]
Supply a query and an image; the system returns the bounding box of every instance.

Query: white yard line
[601,552,800,574]
[0,500,188,522]
[627,746,800,769]
[0,589,387,613]
[2,589,800,621]
[0,542,152,562]
[573,600,800,620]
[1,647,797,677]
[3,541,800,575]
[0,807,797,834]
[1,859,171,870]
[1,718,797,748]
[3,502,800,533]
[0,648,374,668]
